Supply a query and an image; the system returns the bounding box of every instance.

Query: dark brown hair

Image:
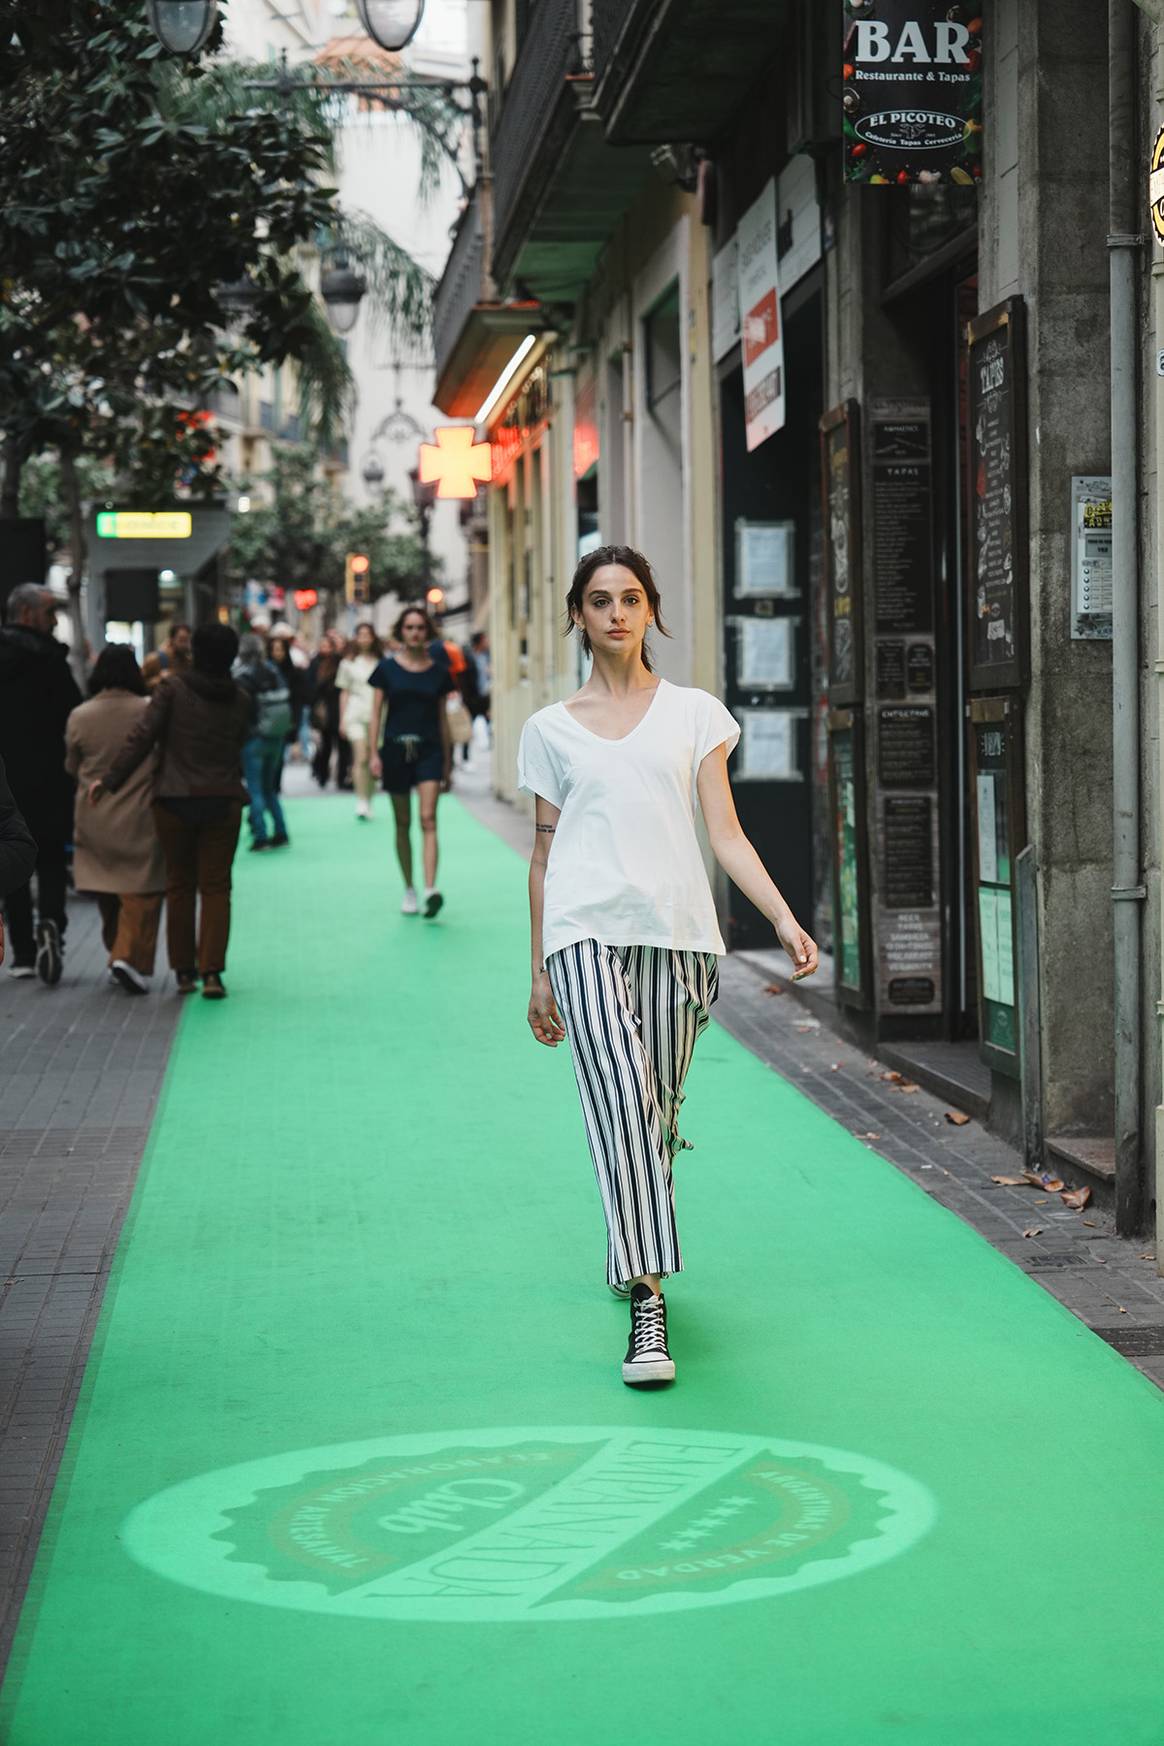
[346,620,383,658]
[564,545,670,673]
[89,643,146,697]
[392,603,438,642]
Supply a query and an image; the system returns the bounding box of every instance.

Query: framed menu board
[967,297,1029,692]
[969,695,1026,1077]
[820,401,862,707]
[828,708,872,1008]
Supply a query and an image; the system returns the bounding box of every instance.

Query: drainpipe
[1109,0,1146,1234]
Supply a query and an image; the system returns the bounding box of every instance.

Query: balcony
[433,183,541,418]
[592,0,791,145]
[490,0,651,301]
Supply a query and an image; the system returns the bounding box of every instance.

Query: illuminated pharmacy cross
[418,427,492,500]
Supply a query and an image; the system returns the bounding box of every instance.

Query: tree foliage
[0,0,435,515]
[228,447,436,601]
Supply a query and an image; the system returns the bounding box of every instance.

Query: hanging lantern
[146,0,219,55]
[356,0,425,52]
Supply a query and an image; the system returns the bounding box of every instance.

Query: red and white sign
[737,179,785,452]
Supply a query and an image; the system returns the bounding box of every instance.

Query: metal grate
[1093,1326,1164,1357]
[433,189,486,382]
[1021,1251,1101,1271]
[490,0,582,272]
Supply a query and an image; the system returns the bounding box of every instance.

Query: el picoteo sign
[843,2,984,186]
[96,511,193,540]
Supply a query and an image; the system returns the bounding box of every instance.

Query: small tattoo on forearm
[535,822,556,833]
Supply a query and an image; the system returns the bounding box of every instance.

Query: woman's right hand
[527,971,566,1047]
[369,752,382,780]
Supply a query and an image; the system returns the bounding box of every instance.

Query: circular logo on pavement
[123,1426,936,1621]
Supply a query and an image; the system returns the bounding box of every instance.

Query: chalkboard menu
[828,709,871,1008]
[883,796,934,909]
[820,401,862,706]
[878,705,935,788]
[871,401,933,636]
[967,297,1028,691]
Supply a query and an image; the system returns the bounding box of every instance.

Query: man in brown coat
[93,623,253,1000]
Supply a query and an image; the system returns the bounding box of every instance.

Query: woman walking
[65,646,165,994]
[233,633,292,851]
[337,622,382,820]
[519,545,818,1388]
[368,605,453,918]
[92,623,252,1000]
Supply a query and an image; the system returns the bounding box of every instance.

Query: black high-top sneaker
[622,1284,675,1386]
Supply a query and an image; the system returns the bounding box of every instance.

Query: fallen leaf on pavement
[1140,1252,1156,1262]
[880,1070,904,1083]
[853,1131,881,1141]
[1023,1170,1066,1193]
[1082,1220,1098,1227]
[762,983,785,996]
[829,1062,840,1072]
[1060,1185,1091,1210]
[991,1175,1027,1186]
[1022,1227,1043,1238]
[898,1081,920,1094]
[945,1109,971,1125]
[1117,1306,1128,1314]
[795,1022,820,1033]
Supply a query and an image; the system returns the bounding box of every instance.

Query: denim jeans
[241,736,288,844]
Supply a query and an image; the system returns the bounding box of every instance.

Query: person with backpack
[233,633,292,851]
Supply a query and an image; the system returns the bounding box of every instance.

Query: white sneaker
[355,800,370,820]
[401,887,419,915]
[7,962,35,980]
[622,1285,675,1386]
[110,959,150,995]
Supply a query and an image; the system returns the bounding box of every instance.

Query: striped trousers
[547,940,719,1288]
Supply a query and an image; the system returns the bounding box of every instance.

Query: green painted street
[3,793,1164,1745]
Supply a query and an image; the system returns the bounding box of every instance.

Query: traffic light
[426,585,445,615]
[345,552,371,605]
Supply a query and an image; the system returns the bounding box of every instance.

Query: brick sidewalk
[0,892,182,1668]
[454,752,1164,1391]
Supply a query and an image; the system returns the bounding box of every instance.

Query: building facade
[432,0,1164,1249]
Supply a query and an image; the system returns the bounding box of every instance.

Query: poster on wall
[820,401,862,707]
[842,2,984,186]
[828,709,872,1007]
[967,297,1028,691]
[969,696,1024,1076]
[737,179,785,451]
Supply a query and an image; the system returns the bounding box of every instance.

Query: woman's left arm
[696,745,818,980]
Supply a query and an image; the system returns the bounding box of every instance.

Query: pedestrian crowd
[0,582,491,1000]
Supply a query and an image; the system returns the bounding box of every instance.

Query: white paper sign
[737,178,785,452]
[737,709,801,781]
[738,618,794,689]
[736,520,796,598]
[712,237,740,363]
[976,774,998,884]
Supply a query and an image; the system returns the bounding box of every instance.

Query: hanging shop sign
[828,708,873,1008]
[96,511,193,539]
[967,297,1028,691]
[842,2,983,186]
[869,397,942,1018]
[712,236,741,362]
[737,179,785,451]
[820,400,863,707]
[969,696,1025,1076]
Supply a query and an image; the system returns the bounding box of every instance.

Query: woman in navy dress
[368,605,454,918]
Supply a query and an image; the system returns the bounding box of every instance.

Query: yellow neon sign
[96,512,193,539]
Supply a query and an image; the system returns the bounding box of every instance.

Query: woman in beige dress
[65,645,165,995]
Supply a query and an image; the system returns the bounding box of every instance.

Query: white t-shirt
[517,677,741,959]
[336,653,378,738]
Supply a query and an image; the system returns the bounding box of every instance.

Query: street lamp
[356,0,425,53]
[320,253,367,336]
[361,451,386,489]
[409,465,437,592]
[146,0,219,55]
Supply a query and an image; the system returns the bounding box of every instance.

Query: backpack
[254,666,292,740]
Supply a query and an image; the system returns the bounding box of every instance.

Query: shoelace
[631,1295,667,1356]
